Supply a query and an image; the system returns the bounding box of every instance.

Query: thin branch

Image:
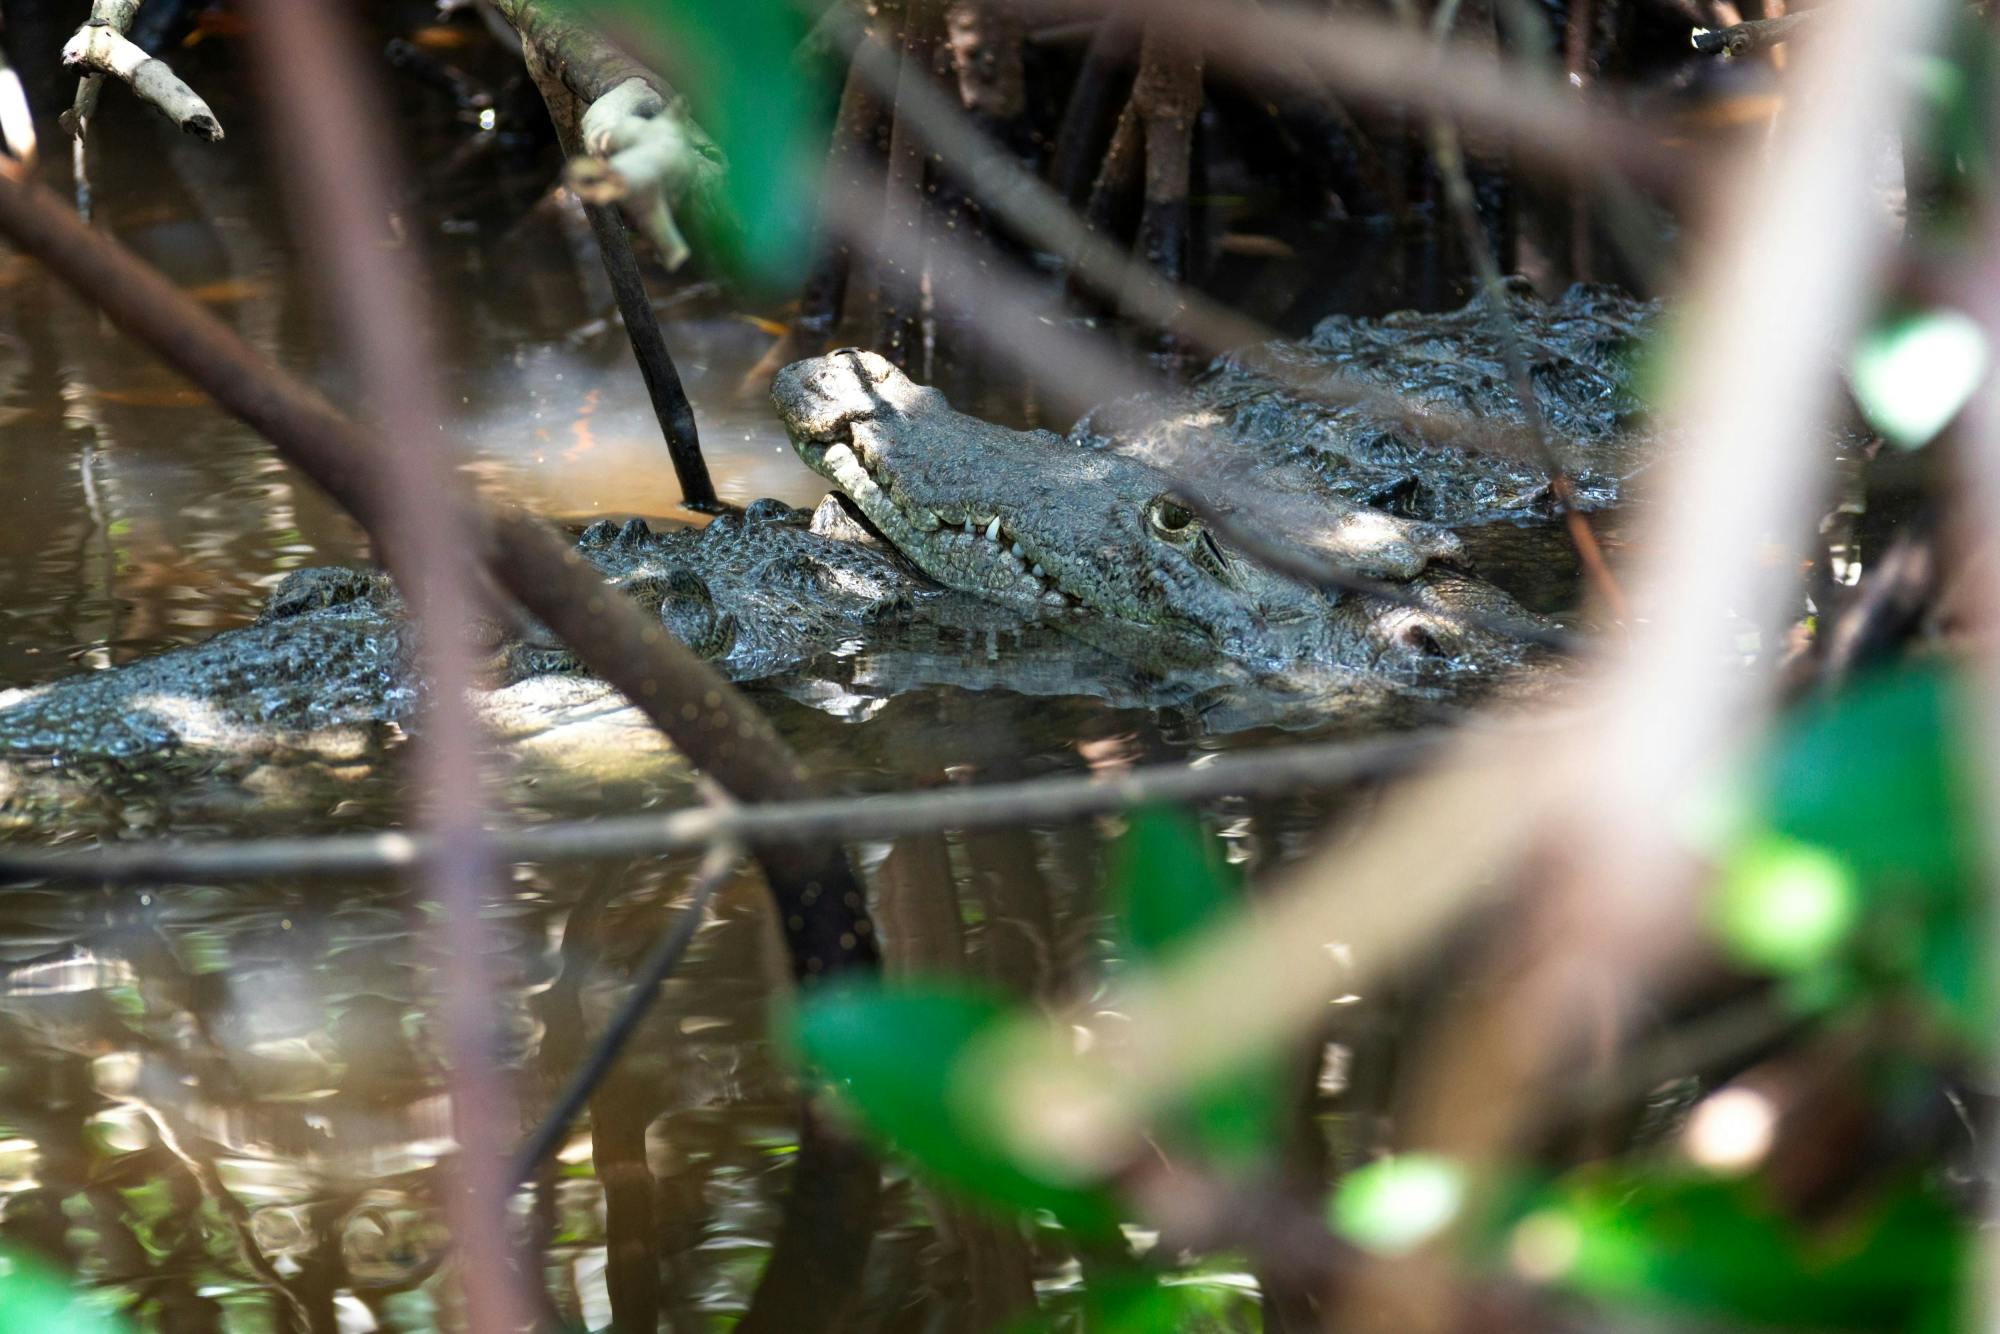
[576,194,720,510]
[1691,12,1815,57]
[521,49,720,511]
[1394,0,1628,618]
[510,840,740,1185]
[0,732,1445,885]
[490,0,721,264]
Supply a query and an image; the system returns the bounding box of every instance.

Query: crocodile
[0,498,928,765]
[0,284,1645,803]
[772,346,1544,680]
[1072,280,1656,527]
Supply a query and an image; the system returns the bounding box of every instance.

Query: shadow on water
[0,12,1566,1330]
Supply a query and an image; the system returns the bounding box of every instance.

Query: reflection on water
[0,18,1461,1332]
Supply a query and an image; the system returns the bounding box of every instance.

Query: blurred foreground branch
[1032,0,1682,190]
[0,731,1443,884]
[247,0,524,1323]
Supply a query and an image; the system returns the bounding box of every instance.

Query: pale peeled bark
[61,22,222,141]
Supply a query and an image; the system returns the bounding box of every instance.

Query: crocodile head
[774,349,1480,665]
[775,349,1339,657]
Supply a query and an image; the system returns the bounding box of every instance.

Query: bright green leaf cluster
[1704,666,1993,1042]
[0,1247,132,1334]
[1502,1170,1962,1332]
[784,982,1123,1236]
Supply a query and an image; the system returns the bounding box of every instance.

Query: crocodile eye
[1146,495,1196,539]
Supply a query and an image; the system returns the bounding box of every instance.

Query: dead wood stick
[578,195,720,510]
[60,0,220,143]
[0,161,876,981]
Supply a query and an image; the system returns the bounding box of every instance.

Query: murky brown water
[0,16,1527,1332]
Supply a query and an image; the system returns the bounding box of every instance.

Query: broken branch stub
[569,77,724,270]
[61,22,222,141]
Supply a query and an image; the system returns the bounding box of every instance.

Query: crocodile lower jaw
[810,437,1080,612]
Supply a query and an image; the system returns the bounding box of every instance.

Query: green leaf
[1107,810,1283,1171]
[784,981,1121,1235]
[0,1248,132,1333]
[1330,1154,1468,1256]
[1850,309,1988,449]
[1504,1170,1962,1332]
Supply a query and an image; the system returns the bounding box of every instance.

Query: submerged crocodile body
[0,285,1648,790]
[1074,280,1654,526]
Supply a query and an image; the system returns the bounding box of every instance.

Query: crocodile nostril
[1396,621,1450,658]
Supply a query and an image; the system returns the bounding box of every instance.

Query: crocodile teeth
[1031,563,1044,578]
[984,517,1001,542]
[962,519,974,535]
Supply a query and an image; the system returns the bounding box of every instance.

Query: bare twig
[0,731,1445,885]
[576,194,720,510]
[490,0,721,264]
